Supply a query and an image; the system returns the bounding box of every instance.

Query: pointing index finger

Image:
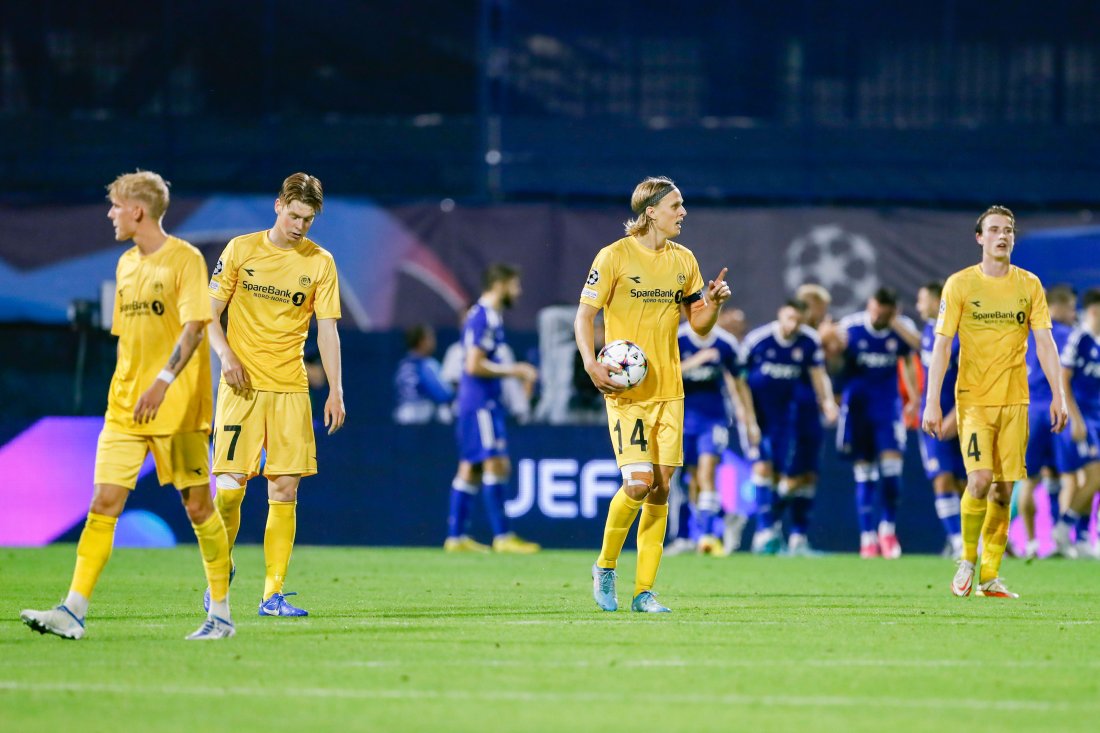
[714,267,728,282]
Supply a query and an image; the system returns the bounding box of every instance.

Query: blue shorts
[836,401,906,462]
[754,402,793,468]
[1054,417,1100,473]
[1025,405,1059,474]
[456,402,508,463]
[918,431,966,480]
[784,398,823,475]
[683,415,731,466]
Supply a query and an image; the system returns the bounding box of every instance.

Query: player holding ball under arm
[576,176,731,614]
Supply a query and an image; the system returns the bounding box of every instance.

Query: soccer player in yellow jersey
[206,172,345,617]
[577,176,731,613]
[21,171,234,640]
[923,205,1068,599]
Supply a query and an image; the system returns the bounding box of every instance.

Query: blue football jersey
[743,322,823,406]
[456,298,507,412]
[1028,321,1074,408]
[394,353,454,423]
[920,319,960,413]
[679,323,741,420]
[1062,328,1100,419]
[839,312,914,413]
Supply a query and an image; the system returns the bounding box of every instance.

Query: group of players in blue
[670,281,1100,559]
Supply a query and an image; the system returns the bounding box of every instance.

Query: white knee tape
[215,474,244,491]
[881,457,903,478]
[853,464,880,482]
[621,462,653,487]
[451,478,480,495]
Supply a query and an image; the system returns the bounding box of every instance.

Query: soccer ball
[598,339,648,389]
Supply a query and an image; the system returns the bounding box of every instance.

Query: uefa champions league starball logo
[784,224,879,314]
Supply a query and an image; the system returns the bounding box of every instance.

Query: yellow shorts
[213,388,316,478]
[957,404,1029,482]
[604,399,684,468]
[94,428,210,490]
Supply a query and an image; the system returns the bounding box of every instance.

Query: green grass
[1,546,1099,733]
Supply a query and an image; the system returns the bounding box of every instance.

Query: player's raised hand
[922,402,943,439]
[706,267,731,305]
[220,349,251,391]
[324,391,346,435]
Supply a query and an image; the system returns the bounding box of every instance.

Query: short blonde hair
[623,176,676,237]
[795,283,832,305]
[106,170,170,220]
[279,172,324,213]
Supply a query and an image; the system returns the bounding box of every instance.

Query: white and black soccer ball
[598,339,648,389]
[784,224,878,314]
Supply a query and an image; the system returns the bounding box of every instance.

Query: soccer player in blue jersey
[743,299,837,555]
[445,264,541,553]
[1054,288,1100,559]
[676,317,750,555]
[836,288,919,558]
[394,324,455,424]
[916,282,966,558]
[779,283,840,555]
[1018,285,1077,559]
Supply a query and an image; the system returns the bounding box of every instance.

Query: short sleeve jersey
[1062,328,1100,419]
[1027,320,1073,408]
[209,231,341,392]
[678,323,741,420]
[743,323,824,408]
[107,236,212,435]
[920,319,960,414]
[579,236,705,404]
[838,312,915,414]
[457,299,508,412]
[936,265,1050,408]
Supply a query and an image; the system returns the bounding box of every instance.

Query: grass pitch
[1,545,1098,733]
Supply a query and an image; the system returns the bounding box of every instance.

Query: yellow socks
[596,489,644,570]
[635,502,668,596]
[215,486,246,553]
[192,512,231,604]
[68,512,118,613]
[980,499,1010,583]
[959,491,987,564]
[263,500,297,599]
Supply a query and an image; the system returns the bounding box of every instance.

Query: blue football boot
[258,591,309,617]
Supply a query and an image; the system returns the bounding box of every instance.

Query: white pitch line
[0,680,1093,713]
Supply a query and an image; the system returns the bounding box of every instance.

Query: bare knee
[89,484,129,518]
[966,470,994,499]
[180,485,215,523]
[268,475,301,502]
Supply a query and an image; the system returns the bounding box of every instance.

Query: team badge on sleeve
[212,259,224,277]
[587,269,600,285]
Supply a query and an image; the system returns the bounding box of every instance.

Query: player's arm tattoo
[167,344,182,372]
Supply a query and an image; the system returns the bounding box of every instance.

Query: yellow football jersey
[936,264,1051,407]
[106,236,212,435]
[580,236,705,404]
[209,230,341,392]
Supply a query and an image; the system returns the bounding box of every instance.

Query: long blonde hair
[623,176,676,237]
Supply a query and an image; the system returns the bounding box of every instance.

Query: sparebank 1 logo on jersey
[241,278,307,307]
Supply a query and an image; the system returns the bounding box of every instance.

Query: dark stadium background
[2,0,1099,552]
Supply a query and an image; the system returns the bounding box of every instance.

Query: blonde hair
[106,170,170,220]
[623,176,676,237]
[795,283,832,306]
[279,172,324,213]
[975,204,1015,234]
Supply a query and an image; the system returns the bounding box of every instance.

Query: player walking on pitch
[923,205,1067,598]
[577,176,731,613]
[21,170,233,640]
[205,172,345,617]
